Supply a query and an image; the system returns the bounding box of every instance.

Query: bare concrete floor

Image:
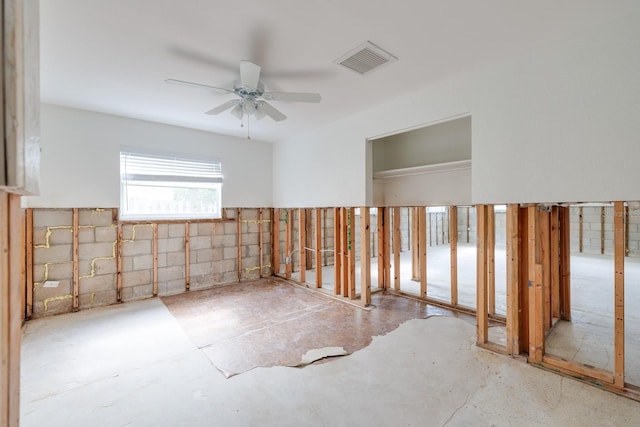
[21,290,640,426]
[292,246,640,387]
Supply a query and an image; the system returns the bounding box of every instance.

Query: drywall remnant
[42,281,59,288]
[43,294,73,311]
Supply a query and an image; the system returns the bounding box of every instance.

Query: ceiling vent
[335,41,397,75]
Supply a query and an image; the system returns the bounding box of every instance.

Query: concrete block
[223,222,237,235]
[133,254,153,271]
[79,261,92,277]
[247,245,260,257]
[212,248,223,261]
[33,209,72,227]
[168,224,185,237]
[216,259,236,274]
[42,261,73,281]
[79,242,115,261]
[79,290,117,310]
[122,225,136,240]
[129,284,153,300]
[242,209,258,220]
[245,268,260,281]
[34,244,72,264]
[223,271,238,283]
[190,261,212,277]
[78,227,96,244]
[158,224,169,239]
[79,209,114,227]
[122,269,151,287]
[49,228,73,245]
[33,228,47,246]
[80,274,116,293]
[243,233,259,245]
[243,256,259,269]
[213,234,236,248]
[158,266,184,282]
[197,248,214,263]
[247,223,259,233]
[190,235,212,250]
[198,223,213,236]
[223,247,238,260]
[122,239,151,257]
[167,252,185,266]
[132,224,154,240]
[95,258,117,275]
[157,253,167,268]
[95,226,117,243]
[163,279,186,295]
[158,237,184,253]
[121,257,133,272]
[224,208,237,220]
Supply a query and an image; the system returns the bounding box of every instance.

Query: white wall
[273,12,640,207]
[24,104,273,208]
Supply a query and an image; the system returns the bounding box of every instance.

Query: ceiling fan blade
[240,60,261,89]
[258,101,286,122]
[262,92,321,103]
[205,100,239,115]
[165,79,234,94]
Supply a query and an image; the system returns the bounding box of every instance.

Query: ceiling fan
[166,60,321,123]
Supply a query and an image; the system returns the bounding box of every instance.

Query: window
[120,151,223,220]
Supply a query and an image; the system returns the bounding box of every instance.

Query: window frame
[119,149,223,221]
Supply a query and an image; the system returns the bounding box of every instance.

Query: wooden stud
[625,205,630,257]
[323,208,328,267]
[431,212,435,246]
[298,208,306,283]
[539,208,552,332]
[272,208,280,275]
[383,208,391,289]
[518,207,529,353]
[578,206,583,253]
[305,209,313,268]
[550,207,560,319]
[315,209,322,288]
[152,223,158,296]
[333,207,342,295]
[613,201,625,388]
[449,206,458,306]
[341,208,349,297]
[25,208,34,319]
[476,205,489,344]
[1,194,24,427]
[393,207,402,292]
[600,206,605,255]
[411,207,420,280]
[466,206,470,243]
[360,207,371,306]
[377,208,385,289]
[72,208,79,311]
[237,208,242,281]
[506,204,520,356]
[528,206,544,363]
[348,208,356,299]
[487,205,496,315]
[559,207,571,321]
[185,223,191,290]
[418,207,427,298]
[116,223,123,301]
[259,208,264,278]
[285,210,292,278]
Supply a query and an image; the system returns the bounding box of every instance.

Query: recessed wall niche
[371,116,471,206]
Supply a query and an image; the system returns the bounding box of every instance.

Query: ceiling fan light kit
[166,60,321,133]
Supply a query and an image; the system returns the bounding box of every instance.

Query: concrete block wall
[457,206,477,244]
[31,207,272,318]
[569,205,640,257]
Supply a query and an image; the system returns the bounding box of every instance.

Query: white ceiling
[40,1,636,143]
